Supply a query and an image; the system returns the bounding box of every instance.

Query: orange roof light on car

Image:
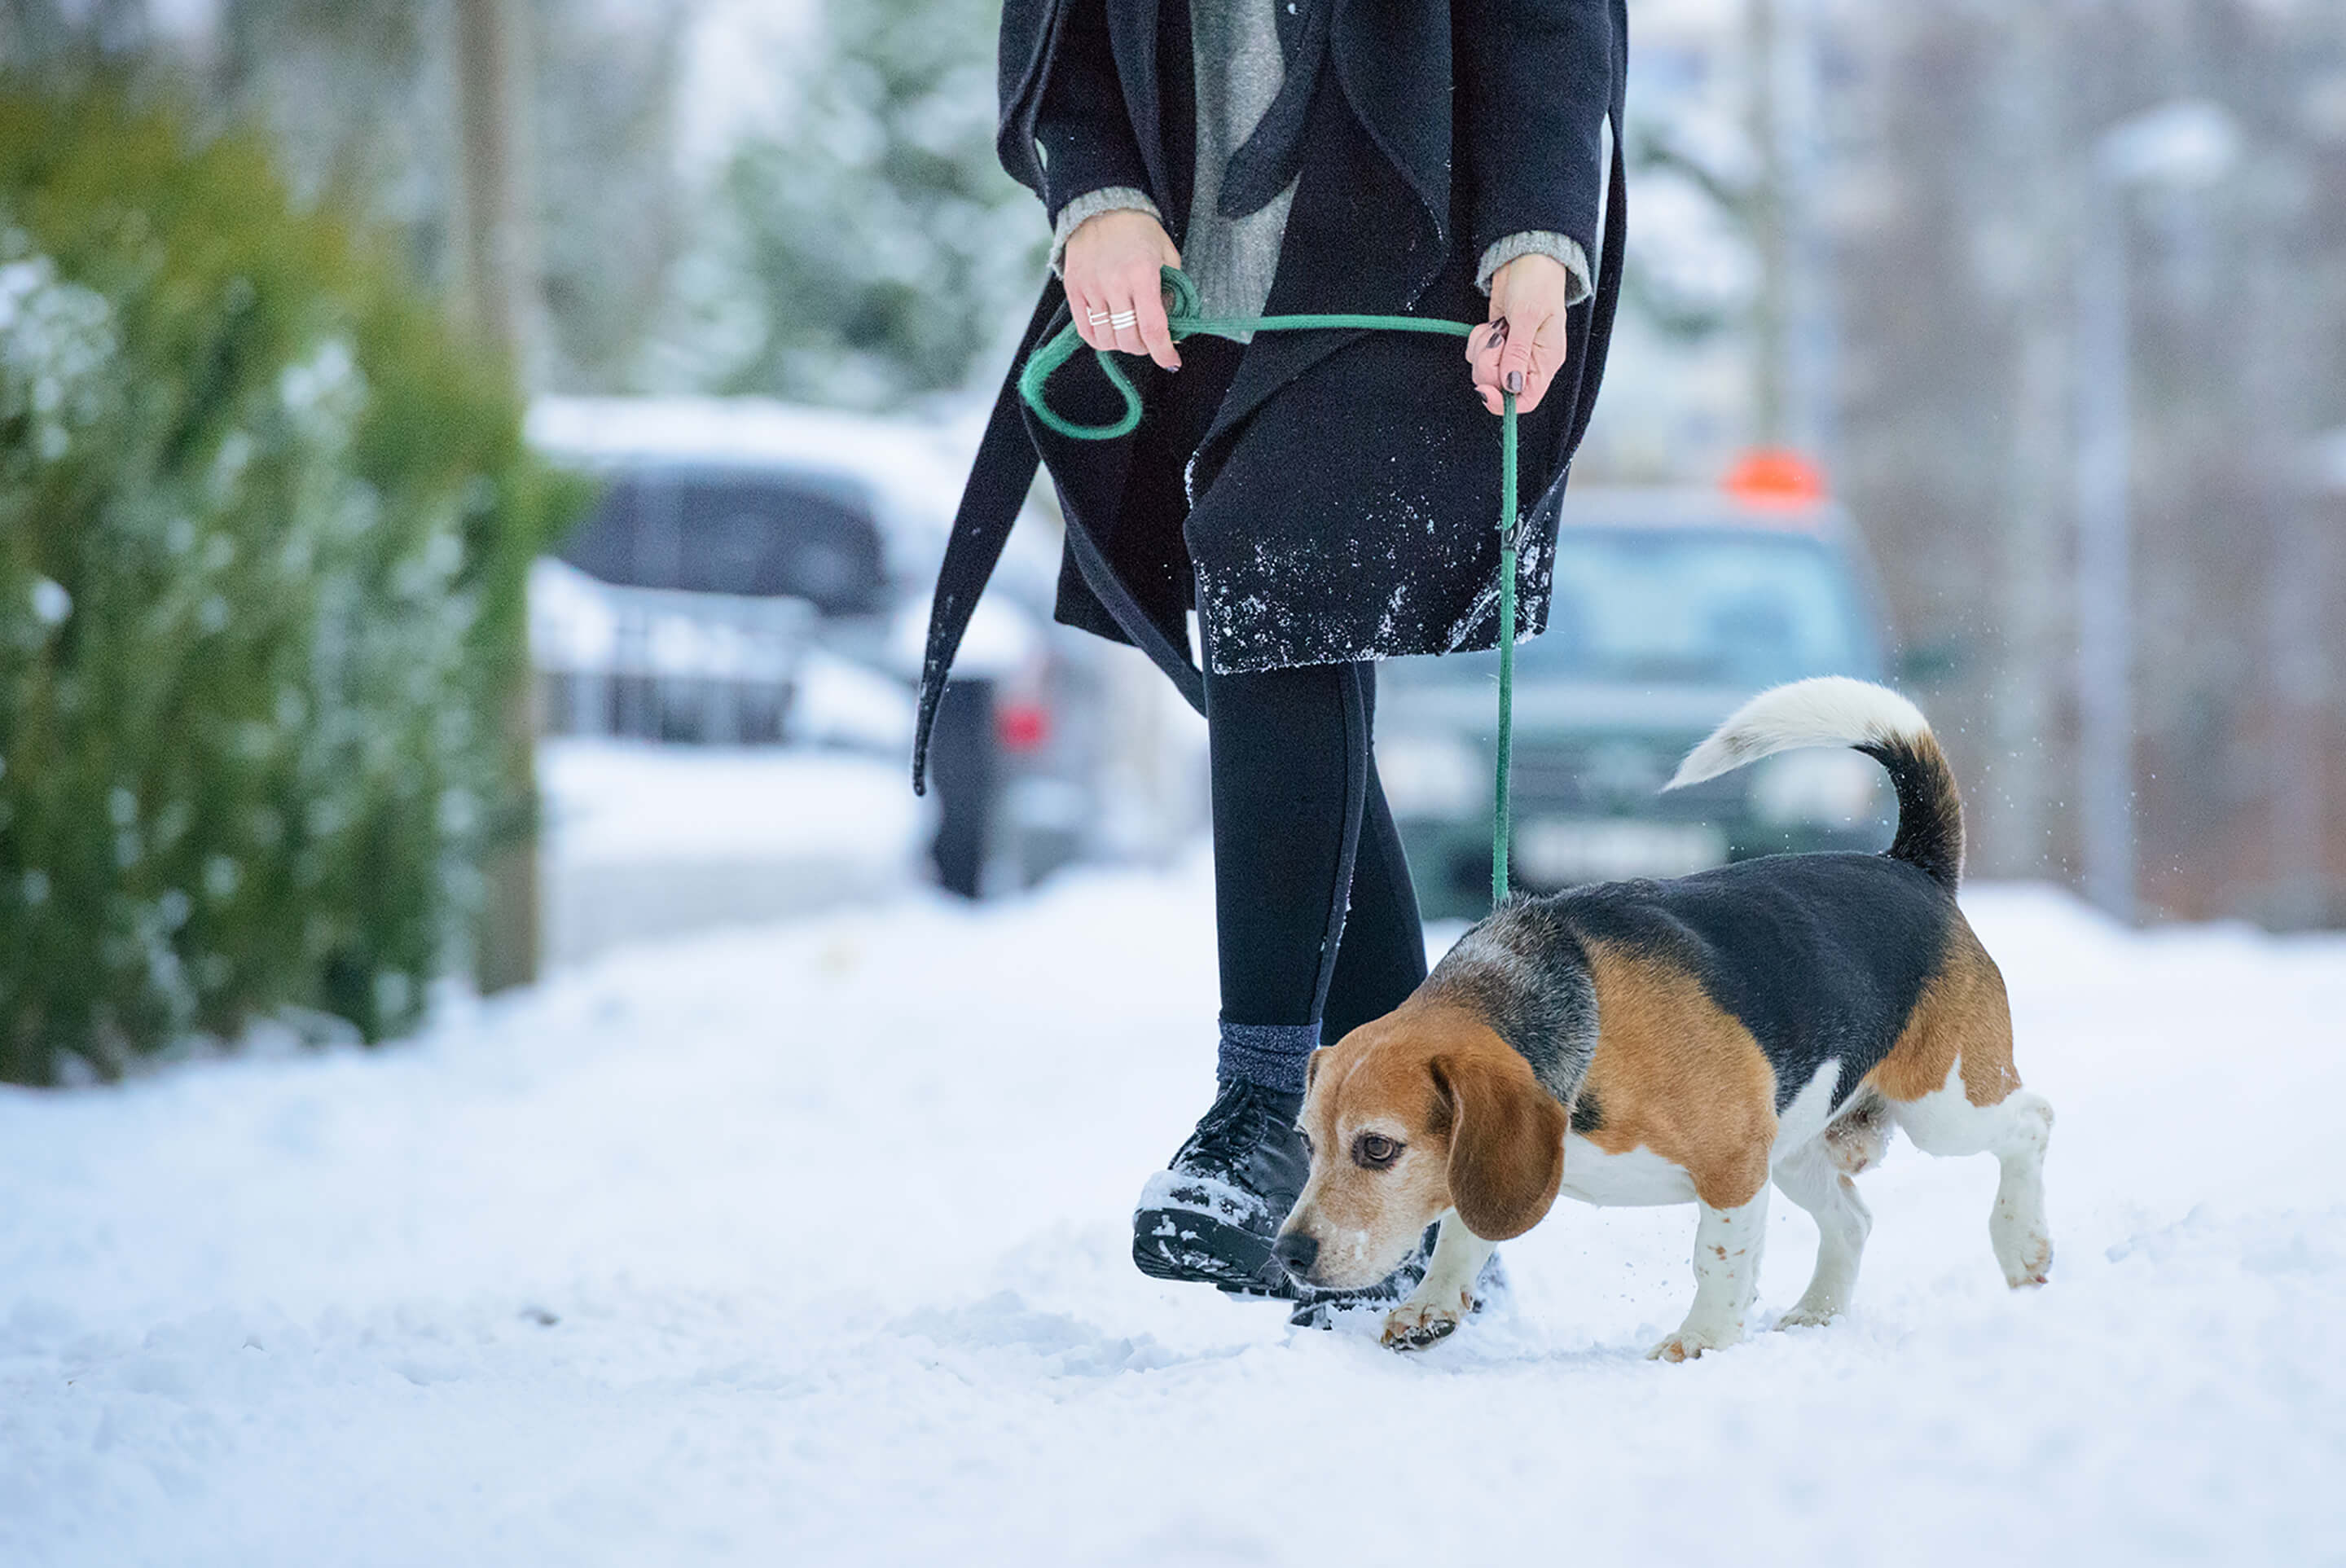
[1723,449,1828,515]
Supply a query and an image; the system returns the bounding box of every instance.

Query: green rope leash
[1495,371,1517,910]
[1020,266,1522,909]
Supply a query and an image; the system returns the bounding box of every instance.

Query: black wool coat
[914,0,1627,792]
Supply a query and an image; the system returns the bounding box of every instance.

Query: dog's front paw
[1382,1295,1468,1352]
[1646,1324,1740,1363]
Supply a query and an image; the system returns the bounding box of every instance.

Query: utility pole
[1777,0,1835,467]
[2269,477,2332,928]
[451,0,544,375]
[2296,434,2346,925]
[2071,102,2239,925]
[2070,167,2135,922]
[450,0,545,991]
[2257,232,2331,928]
[1988,2,2064,878]
[1746,0,1790,446]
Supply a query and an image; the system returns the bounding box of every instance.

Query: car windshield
[1411,528,1877,688]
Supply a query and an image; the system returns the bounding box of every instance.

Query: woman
[917,0,1626,1305]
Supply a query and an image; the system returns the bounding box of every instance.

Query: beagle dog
[1273,678,2054,1359]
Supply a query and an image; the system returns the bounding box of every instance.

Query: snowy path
[4,861,2344,1566]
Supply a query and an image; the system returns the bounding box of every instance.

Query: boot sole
[1131,1206,1285,1292]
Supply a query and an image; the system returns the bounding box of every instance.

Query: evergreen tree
[0,89,574,1083]
[672,0,1046,408]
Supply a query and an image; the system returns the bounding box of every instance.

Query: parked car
[529,558,819,747]
[526,397,1109,897]
[1378,480,1900,920]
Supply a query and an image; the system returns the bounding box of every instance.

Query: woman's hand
[1063,209,1184,371]
[1465,253,1574,416]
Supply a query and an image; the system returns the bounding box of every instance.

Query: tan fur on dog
[1575,942,1778,1210]
[1286,1004,1564,1286]
[1865,916,2021,1109]
[1430,1030,1568,1241]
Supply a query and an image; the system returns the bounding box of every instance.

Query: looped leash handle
[1018,268,1476,441]
[1017,268,1210,441]
[1016,318,1143,441]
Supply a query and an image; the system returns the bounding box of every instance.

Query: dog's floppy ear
[1305,1047,1329,1093]
[1432,1043,1567,1241]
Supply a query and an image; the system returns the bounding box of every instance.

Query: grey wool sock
[1217,1019,1321,1096]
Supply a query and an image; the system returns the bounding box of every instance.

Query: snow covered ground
[4,860,2344,1566]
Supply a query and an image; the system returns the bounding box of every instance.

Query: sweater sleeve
[1476,231,1594,302]
[1049,187,1167,275]
[1456,0,1615,285]
[1030,1,1155,230]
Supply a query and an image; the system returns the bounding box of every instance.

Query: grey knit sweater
[1052,0,1592,338]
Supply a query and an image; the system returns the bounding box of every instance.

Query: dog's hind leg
[1869,920,2053,1288]
[1890,1070,2054,1288]
[1772,1136,1872,1328]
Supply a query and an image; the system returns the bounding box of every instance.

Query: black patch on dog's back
[1550,854,1954,1112]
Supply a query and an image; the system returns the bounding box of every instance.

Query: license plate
[1513,817,1726,885]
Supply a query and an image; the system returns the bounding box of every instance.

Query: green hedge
[0,88,578,1084]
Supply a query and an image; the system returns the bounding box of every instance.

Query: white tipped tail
[1668,677,1931,790]
[1667,677,1963,886]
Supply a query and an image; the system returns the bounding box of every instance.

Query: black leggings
[1203,657,1428,1039]
[1114,335,1426,1044]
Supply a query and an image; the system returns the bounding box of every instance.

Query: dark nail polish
[1505,371,1524,394]
[1492,317,1510,343]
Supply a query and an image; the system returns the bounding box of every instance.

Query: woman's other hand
[1064,209,1184,371]
[1466,253,1573,415]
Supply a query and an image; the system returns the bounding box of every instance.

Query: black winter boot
[1131,1080,1309,1293]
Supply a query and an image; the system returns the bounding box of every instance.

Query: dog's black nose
[1272,1231,1319,1282]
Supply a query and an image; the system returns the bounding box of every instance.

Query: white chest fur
[1556,1061,1847,1209]
[1557,1136,1697,1206]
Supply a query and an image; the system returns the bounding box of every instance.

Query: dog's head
[1272,1004,1568,1290]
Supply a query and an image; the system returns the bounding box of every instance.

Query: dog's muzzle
[1272,1230,1320,1284]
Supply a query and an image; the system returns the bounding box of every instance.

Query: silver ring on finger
[1109,310,1138,330]
[1087,310,1113,327]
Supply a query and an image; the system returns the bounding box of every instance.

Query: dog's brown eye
[1354,1132,1403,1169]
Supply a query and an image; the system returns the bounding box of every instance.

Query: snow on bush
[0,90,581,1083]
